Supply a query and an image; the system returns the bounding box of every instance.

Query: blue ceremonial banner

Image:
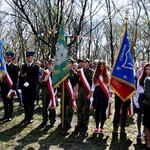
[110,25,136,102]
[0,41,6,79]
[52,24,69,88]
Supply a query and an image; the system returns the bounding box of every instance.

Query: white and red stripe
[127,98,134,116]
[7,89,17,99]
[97,77,109,99]
[78,68,90,93]
[106,101,112,118]
[5,65,13,88]
[44,69,56,109]
[97,77,112,118]
[64,79,77,110]
[5,64,15,99]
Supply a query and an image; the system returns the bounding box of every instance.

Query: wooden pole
[61,81,65,128]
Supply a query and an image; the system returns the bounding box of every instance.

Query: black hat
[26,51,34,57]
[48,58,54,64]
[6,51,14,57]
[68,58,75,63]
[83,58,90,63]
[78,58,83,63]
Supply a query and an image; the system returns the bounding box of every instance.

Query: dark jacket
[78,67,94,87]
[1,63,18,97]
[18,63,39,89]
[144,77,150,106]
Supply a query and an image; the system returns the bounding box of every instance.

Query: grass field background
[0,98,147,150]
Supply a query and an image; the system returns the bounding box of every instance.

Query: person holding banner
[1,52,18,121]
[75,58,94,131]
[90,60,113,134]
[112,94,131,136]
[40,59,57,127]
[59,58,78,129]
[110,16,136,136]
[18,51,39,124]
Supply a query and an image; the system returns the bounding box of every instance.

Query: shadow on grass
[0,122,28,142]
[37,127,108,150]
[133,138,146,150]
[87,133,109,150]
[33,106,43,116]
[109,134,132,150]
[13,124,51,150]
[38,127,73,150]
[109,133,146,150]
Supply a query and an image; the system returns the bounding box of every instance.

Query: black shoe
[49,123,54,128]
[40,121,47,127]
[75,125,83,130]
[20,118,29,124]
[113,127,118,133]
[65,124,71,129]
[120,128,126,137]
[82,126,88,131]
[0,116,8,121]
[58,123,63,128]
[146,147,150,150]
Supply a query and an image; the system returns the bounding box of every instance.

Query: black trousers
[113,95,130,129]
[22,87,36,120]
[95,107,107,129]
[2,96,14,118]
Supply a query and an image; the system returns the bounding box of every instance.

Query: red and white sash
[5,73,13,88]
[97,76,112,118]
[64,79,77,110]
[7,89,17,99]
[97,77,109,99]
[5,64,15,99]
[128,98,134,116]
[44,69,56,109]
[119,98,133,116]
[78,68,90,93]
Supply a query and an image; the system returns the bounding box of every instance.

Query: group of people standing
[1,52,150,149]
[0,51,39,124]
[135,61,150,149]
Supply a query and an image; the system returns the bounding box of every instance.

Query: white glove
[109,97,113,103]
[23,82,29,87]
[89,97,94,109]
[135,101,140,108]
[90,97,94,103]
[18,89,22,94]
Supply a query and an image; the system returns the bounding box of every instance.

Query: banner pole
[61,81,65,128]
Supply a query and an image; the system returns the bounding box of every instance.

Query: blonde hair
[35,60,41,66]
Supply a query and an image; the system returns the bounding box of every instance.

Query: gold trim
[20,64,27,77]
[52,73,70,89]
[0,71,6,79]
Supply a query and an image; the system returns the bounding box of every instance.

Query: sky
[1,0,129,10]
[1,0,10,11]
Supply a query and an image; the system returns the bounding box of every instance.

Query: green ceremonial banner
[52,24,69,88]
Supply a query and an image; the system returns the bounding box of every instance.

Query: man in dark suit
[18,51,39,123]
[1,52,18,121]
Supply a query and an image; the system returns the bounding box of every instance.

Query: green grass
[0,98,146,150]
